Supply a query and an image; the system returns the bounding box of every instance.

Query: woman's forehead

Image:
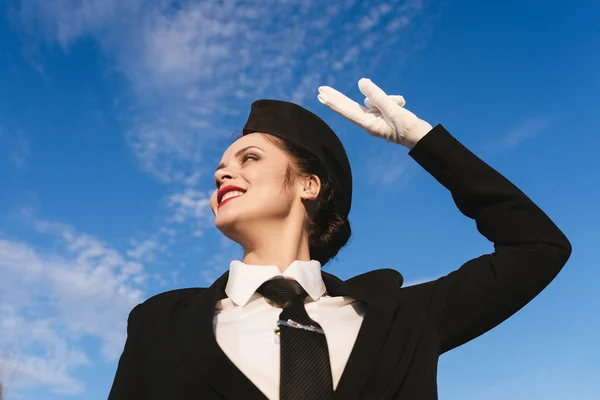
[221,133,269,158]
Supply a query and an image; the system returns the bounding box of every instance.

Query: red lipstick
[217,185,246,208]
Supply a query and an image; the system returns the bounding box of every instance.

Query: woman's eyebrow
[215,146,264,172]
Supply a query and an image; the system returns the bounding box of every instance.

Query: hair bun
[309,209,351,266]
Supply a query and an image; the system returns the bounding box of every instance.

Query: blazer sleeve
[108,304,145,400]
[401,124,572,354]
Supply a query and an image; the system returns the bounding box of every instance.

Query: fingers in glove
[318,86,369,123]
[358,78,404,120]
[364,95,405,110]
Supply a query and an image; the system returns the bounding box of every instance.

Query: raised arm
[318,78,571,354]
[403,124,571,353]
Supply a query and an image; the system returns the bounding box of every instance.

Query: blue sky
[0,0,598,399]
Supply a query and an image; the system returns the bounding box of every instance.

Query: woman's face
[210,133,302,241]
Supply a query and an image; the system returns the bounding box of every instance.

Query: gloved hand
[317,78,433,149]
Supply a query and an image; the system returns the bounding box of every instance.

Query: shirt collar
[224,259,326,307]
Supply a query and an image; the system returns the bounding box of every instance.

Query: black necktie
[257,278,333,400]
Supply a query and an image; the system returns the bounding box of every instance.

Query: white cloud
[487,117,553,153]
[1,0,439,396]
[0,219,146,394]
[199,249,239,285]
[15,0,148,49]
[357,2,394,31]
[365,145,415,187]
[13,0,431,184]
[167,188,213,225]
[0,305,89,395]
[127,238,160,262]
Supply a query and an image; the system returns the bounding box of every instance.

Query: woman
[108,79,571,400]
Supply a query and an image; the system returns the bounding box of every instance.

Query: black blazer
[108,125,571,400]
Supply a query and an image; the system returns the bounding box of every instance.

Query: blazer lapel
[173,271,268,400]
[323,269,418,400]
[172,268,420,400]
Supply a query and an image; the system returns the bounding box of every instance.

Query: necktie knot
[257,278,307,308]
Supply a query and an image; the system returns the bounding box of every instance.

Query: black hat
[243,99,352,217]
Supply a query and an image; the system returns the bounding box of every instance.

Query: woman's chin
[215,213,245,238]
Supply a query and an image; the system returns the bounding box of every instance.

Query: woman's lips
[218,193,244,208]
[217,185,247,203]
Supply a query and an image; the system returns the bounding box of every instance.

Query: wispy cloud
[0,305,89,394]
[0,217,146,394]
[12,0,432,184]
[2,2,439,395]
[365,116,552,186]
[365,144,416,187]
[199,240,242,285]
[486,117,553,153]
[127,238,162,262]
[166,188,213,236]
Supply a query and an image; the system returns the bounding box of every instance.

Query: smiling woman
[211,131,351,268]
[108,79,571,400]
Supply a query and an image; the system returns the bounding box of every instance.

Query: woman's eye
[241,153,259,164]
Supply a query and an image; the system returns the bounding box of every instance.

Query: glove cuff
[402,119,433,149]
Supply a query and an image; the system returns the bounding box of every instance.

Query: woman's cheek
[210,192,218,214]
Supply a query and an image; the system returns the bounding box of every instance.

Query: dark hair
[262,134,352,266]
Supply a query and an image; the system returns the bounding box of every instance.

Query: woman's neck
[241,219,311,272]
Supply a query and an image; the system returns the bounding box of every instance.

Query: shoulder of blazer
[339,268,405,303]
[131,287,207,322]
[346,268,404,291]
[348,269,435,315]
[144,287,206,305]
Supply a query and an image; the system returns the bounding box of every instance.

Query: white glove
[317,78,433,149]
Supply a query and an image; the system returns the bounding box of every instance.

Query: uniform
[108,125,571,400]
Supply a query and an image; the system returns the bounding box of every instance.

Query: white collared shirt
[213,260,366,400]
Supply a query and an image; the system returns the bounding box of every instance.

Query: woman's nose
[215,169,235,187]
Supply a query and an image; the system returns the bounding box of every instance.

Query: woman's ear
[300,174,321,201]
